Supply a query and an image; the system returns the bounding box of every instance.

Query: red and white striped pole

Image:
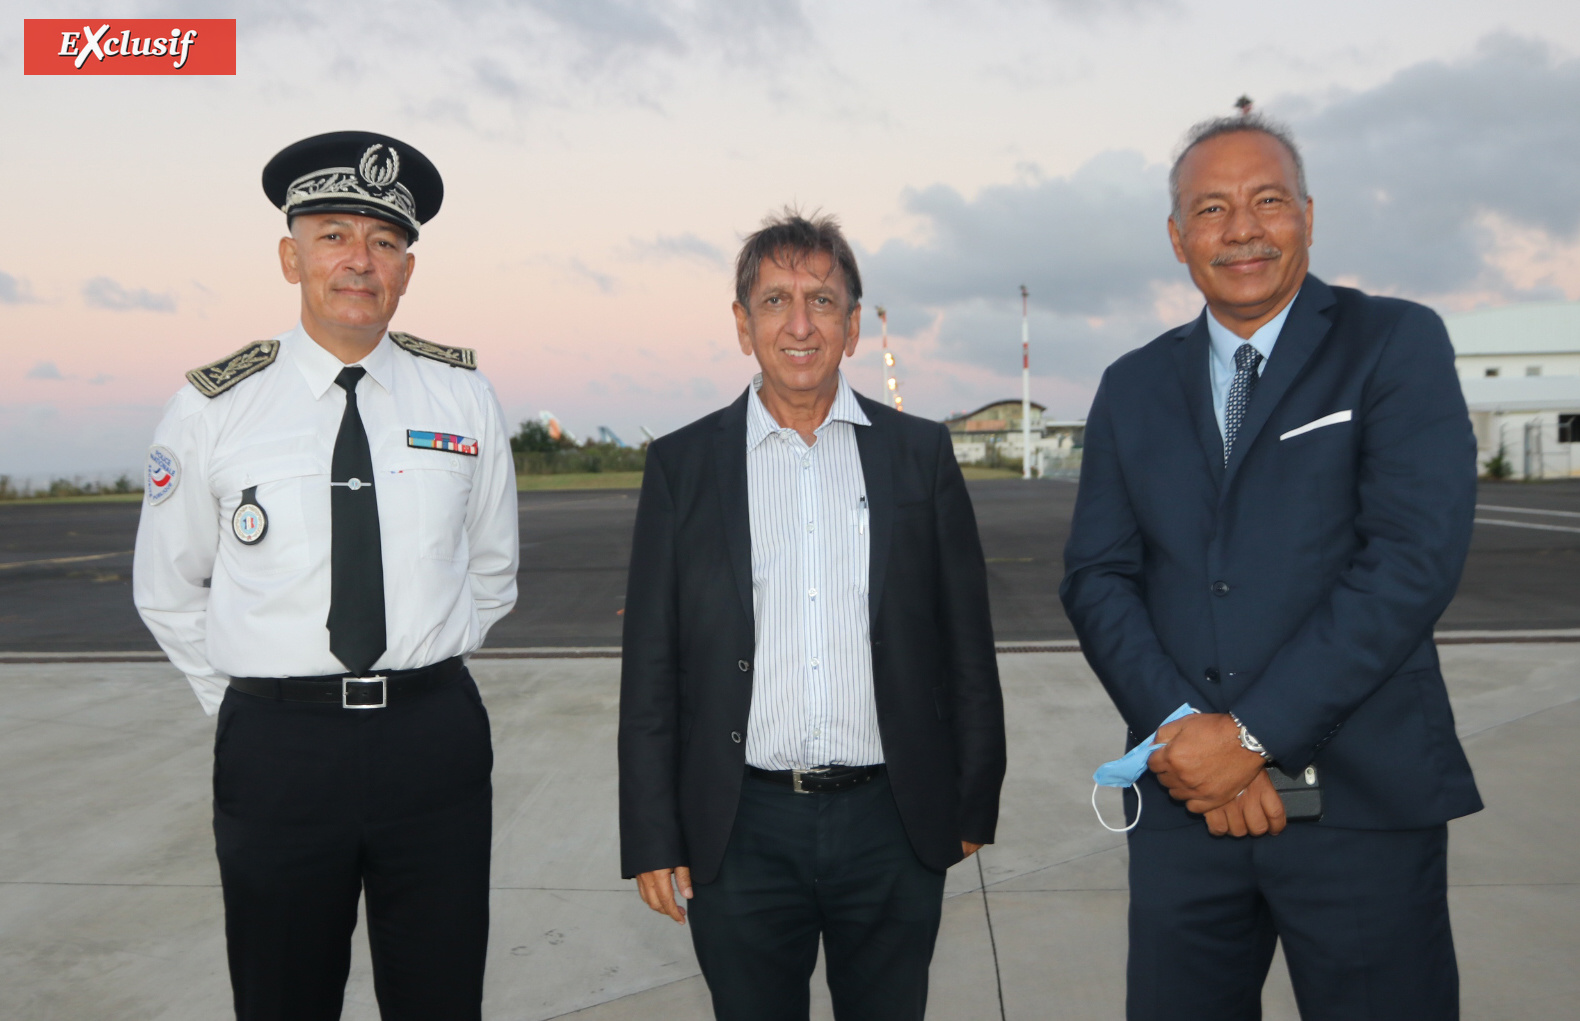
[1020,285,1031,479]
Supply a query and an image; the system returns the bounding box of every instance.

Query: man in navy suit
[1061,115,1482,1020]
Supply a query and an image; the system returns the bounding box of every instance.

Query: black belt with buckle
[228,655,463,709]
[746,763,884,794]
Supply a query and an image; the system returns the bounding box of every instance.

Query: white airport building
[943,400,1085,475]
[939,300,1580,481]
[1444,301,1580,478]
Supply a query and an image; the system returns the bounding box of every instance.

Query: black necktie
[328,366,387,674]
[1224,343,1263,466]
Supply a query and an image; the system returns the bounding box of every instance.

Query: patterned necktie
[327,366,387,674]
[1224,342,1263,466]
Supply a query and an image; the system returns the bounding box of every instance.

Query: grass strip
[517,472,645,491]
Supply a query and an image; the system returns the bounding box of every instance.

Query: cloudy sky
[4,0,1580,481]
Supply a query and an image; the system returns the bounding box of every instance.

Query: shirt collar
[746,371,870,451]
[284,322,396,400]
[1205,291,1298,377]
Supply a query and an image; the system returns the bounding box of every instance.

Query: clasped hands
[1148,713,1287,838]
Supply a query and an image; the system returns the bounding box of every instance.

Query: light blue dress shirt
[1204,293,1298,439]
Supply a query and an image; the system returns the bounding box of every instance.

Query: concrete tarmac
[2,644,1575,1019]
[2,478,1579,652]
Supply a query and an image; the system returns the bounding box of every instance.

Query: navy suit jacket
[1060,275,1483,830]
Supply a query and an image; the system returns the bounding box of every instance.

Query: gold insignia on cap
[390,332,476,369]
[186,340,281,398]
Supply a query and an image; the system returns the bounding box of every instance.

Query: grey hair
[1168,114,1308,227]
[734,207,863,311]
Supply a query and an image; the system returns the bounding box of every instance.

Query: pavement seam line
[976,853,1009,1021]
[542,971,704,1019]
[10,632,1579,663]
[1456,691,1580,740]
[982,841,1128,891]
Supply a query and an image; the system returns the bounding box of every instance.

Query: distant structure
[1019,285,1031,479]
[1235,94,1254,116]
[596,426,627,447]
[943,400,1084,475]
[877,306,902,411]
[1445,301,1580,478]
[539,411,576,444]
[639,426,657,443]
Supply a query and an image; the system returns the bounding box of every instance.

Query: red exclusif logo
[23,20,236,75]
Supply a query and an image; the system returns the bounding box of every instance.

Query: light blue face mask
[1091,703,1200,832]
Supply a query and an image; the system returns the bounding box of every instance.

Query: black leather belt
[229,656,463,709]
[746,764,884,794]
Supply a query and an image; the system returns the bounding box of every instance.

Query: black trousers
[688,770,947,1021]
[1127,821,1458,1021]
[212,671,493,1021]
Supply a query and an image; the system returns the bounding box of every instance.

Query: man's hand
[635,867,693,924]
[1147,712,1267,814]
[1201,769,1287,837]
[962,841,983,859]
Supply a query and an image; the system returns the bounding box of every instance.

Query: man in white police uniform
[133,131,518,1020]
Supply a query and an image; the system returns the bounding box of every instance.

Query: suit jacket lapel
[853,396,894,630]
[1224,275,1337,483]
[1170,313,1225,485]
[713,389,754,629]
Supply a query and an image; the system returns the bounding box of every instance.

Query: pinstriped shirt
[744,372,884,770]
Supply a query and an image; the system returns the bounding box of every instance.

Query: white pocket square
[1280,410,1352,441]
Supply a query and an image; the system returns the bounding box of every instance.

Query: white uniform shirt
[744,372,884,770]
[133,324,519,714]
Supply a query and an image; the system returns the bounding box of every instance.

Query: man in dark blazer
[619,210,1005,1021]
[1061,116,1481,1020]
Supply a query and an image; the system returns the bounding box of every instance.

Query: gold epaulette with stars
[185,339,281,398]
[390,331,476,369]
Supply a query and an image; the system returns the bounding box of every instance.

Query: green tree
[511,420,570,454]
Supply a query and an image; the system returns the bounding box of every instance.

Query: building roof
[943,399,1046,426]
[1459,374,1580,413]
[1443,301,1580,357]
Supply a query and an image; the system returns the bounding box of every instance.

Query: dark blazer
[1060,275,1483,830]
[619,388,1006,883]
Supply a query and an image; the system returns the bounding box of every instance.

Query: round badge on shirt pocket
[232,486,269,545]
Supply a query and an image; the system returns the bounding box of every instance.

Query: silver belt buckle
[342,675,387,709]
[791,767,829,794]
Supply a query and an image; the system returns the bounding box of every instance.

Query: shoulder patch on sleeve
[390,331,477,369]
[145,445,181,505]
[185,340,280,398]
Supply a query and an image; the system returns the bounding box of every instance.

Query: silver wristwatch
[1229,712,1271,760]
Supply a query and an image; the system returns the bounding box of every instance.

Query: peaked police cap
[262,131,443,242]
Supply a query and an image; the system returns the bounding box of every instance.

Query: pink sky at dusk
[4,0,1580,482]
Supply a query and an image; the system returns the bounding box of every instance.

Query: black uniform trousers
[1127,821,1458,1021]
[688,771,947,1021]
[212,670,493,1021]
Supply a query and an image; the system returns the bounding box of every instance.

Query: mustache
[1210,244,1281,267]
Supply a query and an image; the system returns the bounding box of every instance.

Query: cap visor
[286,201,419,242]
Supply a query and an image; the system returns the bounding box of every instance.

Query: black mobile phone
[1267,764,1323,822]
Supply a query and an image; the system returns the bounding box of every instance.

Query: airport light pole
[878,306,902,411]
[1020,285,1031,479]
